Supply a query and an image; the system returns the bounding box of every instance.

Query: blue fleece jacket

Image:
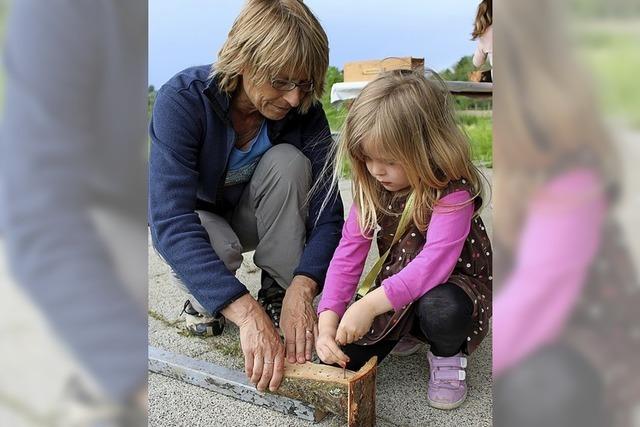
[149,65,344,314]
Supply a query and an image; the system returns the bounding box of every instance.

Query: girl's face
[362,148,411,192]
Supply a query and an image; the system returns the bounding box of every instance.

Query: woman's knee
[259,144,311,183]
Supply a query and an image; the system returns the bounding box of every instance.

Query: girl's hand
[336,299,377,346]
[316,310,350,367]
[316,332,350,367]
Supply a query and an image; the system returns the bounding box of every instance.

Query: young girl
[472,0,492,78]
[315,70,492,410]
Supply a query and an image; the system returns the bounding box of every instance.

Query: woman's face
[240,71,309,120]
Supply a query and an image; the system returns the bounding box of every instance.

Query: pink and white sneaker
[427,351,468,410]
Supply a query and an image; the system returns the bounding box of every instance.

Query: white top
[473,25,493,69]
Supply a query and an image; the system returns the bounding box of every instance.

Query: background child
[315,70,492,410]
[472,0,493,78]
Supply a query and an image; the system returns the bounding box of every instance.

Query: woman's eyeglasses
[270,78,314,93]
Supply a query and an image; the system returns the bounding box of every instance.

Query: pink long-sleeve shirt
[318,190,475,317]
[493,169,606,376]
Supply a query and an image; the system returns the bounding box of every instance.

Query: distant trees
[438,56,492,111]
[439,56,477,82]
[148,85,157,118]
[321,66,347,131]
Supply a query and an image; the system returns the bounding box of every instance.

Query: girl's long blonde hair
[321,70,484,234]
[472,0,492,40]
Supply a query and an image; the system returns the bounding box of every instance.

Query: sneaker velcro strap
[432,356,467,369]
[460,357,467,368]
[434,368,466,381]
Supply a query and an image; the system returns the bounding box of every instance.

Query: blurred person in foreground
[493,1,640,426]
[148,0,343,393]
[1,0,147,425]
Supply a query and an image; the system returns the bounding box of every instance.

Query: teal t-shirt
[224,120,272,187]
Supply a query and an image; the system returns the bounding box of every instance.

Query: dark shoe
[391,335,425,356]
[257,271,286,328]
[180,300,225,336]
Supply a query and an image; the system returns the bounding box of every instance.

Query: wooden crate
[344,57,424,82]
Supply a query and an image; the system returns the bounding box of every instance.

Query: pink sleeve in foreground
[317,205,372,318]
[493,169,607,377]
[382,191,474,311]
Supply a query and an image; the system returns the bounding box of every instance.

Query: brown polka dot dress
[355,180,492,355]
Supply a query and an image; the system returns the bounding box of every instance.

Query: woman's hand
[335,299,377,346]
[222,294,285,392]
[279,275,318,364]
[316,310,349,367]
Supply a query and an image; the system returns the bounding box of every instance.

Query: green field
[576,20,640,128]
[325,108,493,169]
[458,114,493,167]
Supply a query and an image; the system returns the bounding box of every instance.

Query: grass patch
[325,104,349,133]
[148,309,181,328]
[214,340,244,359]
[149,309,244,359]
[458,114,493,167]
[575,21,640,128]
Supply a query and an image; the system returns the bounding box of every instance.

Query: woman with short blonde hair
[213,0,329,114]
[149,0,343,395]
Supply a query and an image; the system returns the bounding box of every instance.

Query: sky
[149,0,479,88]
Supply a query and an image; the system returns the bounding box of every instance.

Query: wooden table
[330,80,493,106]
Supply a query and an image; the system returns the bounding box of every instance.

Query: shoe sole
[427,389,467,410]
[185,325,224,337]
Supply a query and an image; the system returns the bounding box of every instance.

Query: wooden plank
[284,359,355,383]
[347,356,378,427]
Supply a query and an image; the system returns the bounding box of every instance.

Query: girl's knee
[417,283,473,325]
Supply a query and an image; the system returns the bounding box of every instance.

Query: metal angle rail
[148,346,323,422]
